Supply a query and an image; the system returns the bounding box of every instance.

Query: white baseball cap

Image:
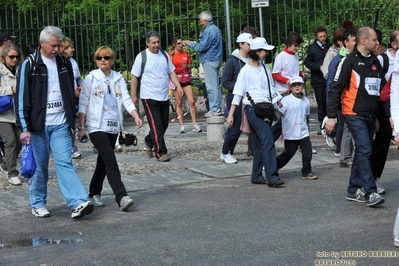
[236,33,253,43]
[250,37,275,50]
[289,76,304,86]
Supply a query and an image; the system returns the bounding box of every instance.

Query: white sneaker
[32,207,51,218]
[89,195,105,207]
[72,151,81,159]
[321,129,326,138]
[375,179,385,194]
[394,238,399,247]
[120,196,134,211]
[326,136,336,148]
[71,201,94,219]
[8,176,21,186]
[180,125,186,133]
[204,109,222,118]
[220,152,237,164]
[193,124,202,133]
[334,152,340,157]
[312,149,317,154]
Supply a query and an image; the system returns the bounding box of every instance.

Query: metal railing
[1,0,396,77]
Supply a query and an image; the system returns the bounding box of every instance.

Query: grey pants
[339,122,354,164]
[0,122,21,175]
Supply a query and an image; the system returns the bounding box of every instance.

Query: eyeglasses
[176,42,183,45]
[7,55,19,60]
[96,56,111,61]
[291,83,303,87]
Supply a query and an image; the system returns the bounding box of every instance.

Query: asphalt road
[1,110,399,266]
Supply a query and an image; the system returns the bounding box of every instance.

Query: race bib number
[105,119,119,132]
[365,77,380,96]
[46,100,64,114]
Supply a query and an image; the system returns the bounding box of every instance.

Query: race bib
[364,77,381,96]
[104,119,119,132]
[46,99,64,114]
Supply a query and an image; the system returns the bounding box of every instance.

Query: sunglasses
[176,42,183,45]
[7,55,19,60]
[96,56,111,61]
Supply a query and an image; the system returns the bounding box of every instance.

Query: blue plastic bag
[0,95,13,113]
[20,144,36,179]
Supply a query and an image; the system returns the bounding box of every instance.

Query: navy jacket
[304,40,332,88]
[15,48,76,133]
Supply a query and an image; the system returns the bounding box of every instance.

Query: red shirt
[169,51,191,73]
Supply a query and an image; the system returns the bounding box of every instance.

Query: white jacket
[78,69,136,132]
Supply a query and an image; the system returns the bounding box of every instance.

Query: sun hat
[236,33,253,43]
[289,76,304,86]
[250,37,274,50]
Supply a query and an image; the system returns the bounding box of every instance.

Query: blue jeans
[344,115,377,197]
[246,106,279,184]
[203,60,222,112]
[30,122,88,209]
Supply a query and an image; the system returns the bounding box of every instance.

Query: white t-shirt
[98,75,120,134]
[232,63,280,106]
[278,93,310,140]
[389,51,399,135]
[378,49,396,80]
[69,57,81,91]
[131,49,175,101]
[42,55,66,126]
[272,50,300,94]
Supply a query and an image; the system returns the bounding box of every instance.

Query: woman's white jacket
[78,69,136,131]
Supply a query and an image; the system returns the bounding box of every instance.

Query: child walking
[276,76,318,180]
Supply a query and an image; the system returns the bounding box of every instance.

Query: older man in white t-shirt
[15,26,93,220]
[131,31,183,162]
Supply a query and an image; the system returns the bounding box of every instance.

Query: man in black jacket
[15,26,93,219]
[325,27,385,207]
[304,25,331,133]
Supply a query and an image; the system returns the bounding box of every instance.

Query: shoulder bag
[246,63,275,118]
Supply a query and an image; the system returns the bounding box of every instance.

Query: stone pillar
[207,116,226,142]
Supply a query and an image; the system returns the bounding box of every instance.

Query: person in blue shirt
[184,11,223,118]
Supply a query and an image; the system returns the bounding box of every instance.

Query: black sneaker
[252,179,267,185]
[268,178,284,187]
[366,192,385,207]
[346,189,366,203]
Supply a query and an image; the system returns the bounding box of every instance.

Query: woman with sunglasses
[77,46,142,211]
[169,37,201,133]
[0,42,23,185]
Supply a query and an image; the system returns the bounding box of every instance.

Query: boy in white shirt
[276,76,318,180]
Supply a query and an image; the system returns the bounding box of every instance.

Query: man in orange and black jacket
[325,27,386,207]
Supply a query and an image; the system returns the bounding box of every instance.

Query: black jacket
[327,48,385,118]
[15,48,76,133]
[304,40,332,88]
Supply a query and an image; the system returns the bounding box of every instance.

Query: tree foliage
[1,0,397,76]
